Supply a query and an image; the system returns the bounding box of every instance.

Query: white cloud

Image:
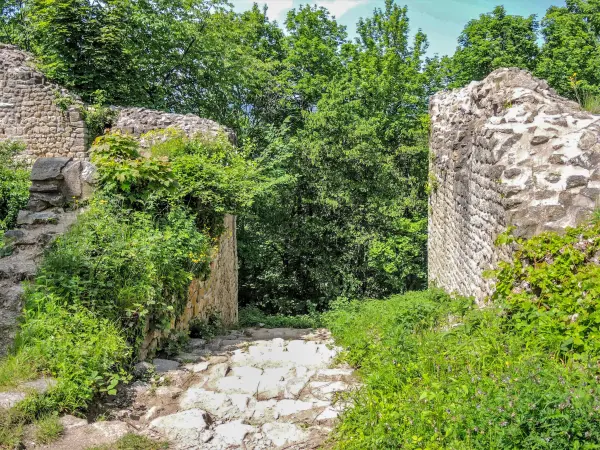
[259,0,367,22]
[313,0,368,19]
[260,0,294,22]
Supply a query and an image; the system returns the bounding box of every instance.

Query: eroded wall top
[429,68,600,301]
[113,107,235,144]
[0,45,87,160]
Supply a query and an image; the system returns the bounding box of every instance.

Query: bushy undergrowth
[0,140,30,234]
[326,288,600,448]
[35,200,211,348]
[0,131,259,428]
[493,216,600,360]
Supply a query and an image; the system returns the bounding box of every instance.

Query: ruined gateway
[0,45,238,357]
[428,68,600,301]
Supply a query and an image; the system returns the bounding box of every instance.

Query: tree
[278,5,347,126]
[26,0,136,102]
[238,0,431,311]
[449,5,539,87]
[0,0,28,48]
[535,0,600,98]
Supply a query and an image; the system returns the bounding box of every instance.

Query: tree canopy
[1,0,599,311]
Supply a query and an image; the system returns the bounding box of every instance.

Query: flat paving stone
[152,358,180,373]
[61,328,356,450]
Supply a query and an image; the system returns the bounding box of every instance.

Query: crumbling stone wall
[0,45,87,160]
[0,46,239,357]
[140,215,238,359]
[0,157,93,356]
[113,108,235,143]
[429,68,600,301]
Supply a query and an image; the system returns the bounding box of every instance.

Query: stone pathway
[45,328,357,449]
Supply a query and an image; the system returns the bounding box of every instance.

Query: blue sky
[230,0,560,56]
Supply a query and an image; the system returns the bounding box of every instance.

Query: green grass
[33,413,64,444]
[238,305,322,329]
[0,408,26,448]
[582,92,600,114]
[0,353,38,391]
[87,433,169,450]
[0,410,64,448]
[325,290,600,449]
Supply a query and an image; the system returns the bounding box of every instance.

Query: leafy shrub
[92,130,260,233]
[492,215,600,360]
[147,130,260,232]
[34,199,211,347]
[0,139,30,233]
[326,290,600,449]
[189,313,224,340]
[91,133,176,208]
[14,294,130,415]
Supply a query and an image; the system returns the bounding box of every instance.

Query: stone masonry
[0,45,233,160]
[429,68,600,301]
[113,107,235,144]
[0,45,87,160]
[0,157,95,356]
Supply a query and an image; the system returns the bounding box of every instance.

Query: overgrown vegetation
[2,0,599,313]
[0,139,29,235]
[0,132,258,432]
[88,433,169,450]
[1,0,600,446]
[492,213,600,360]
[238,306,322,329]
[326,214,600,448]
[327,292,600,448]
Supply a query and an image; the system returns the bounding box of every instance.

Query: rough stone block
[30,157,71,181]
[429,67,600,302]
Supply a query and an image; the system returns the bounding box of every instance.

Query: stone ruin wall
[113,107,236,144]
[140,215,238,359]
[0,46,239,357]
[0,45,88,160]
[112,110,239,358]
[429,68,600,302]
[0,158,94,356]
[0,45,235,161]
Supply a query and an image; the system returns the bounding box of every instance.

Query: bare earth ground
[35,328,358,450]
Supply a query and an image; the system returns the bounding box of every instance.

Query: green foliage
[448,6,539,87]
[492,215,600,360]
[13,294,130,415]
[535,0,600,99]
[570,72,600,113]
[0,353,39,391]
[82,91,118,141]
[34,199,211,347]
[239,2,434,311]
[0,408,26,448]
[91,133,176,208]
[238,306,322,329]
[0,139,30,234]
[92,131,259,231]
[149,130,260,232]
[189,313,224,340]
[326,290,600,449]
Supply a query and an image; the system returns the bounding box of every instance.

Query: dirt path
[46,328,357,449]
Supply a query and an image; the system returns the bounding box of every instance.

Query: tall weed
[326,290,600,449]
